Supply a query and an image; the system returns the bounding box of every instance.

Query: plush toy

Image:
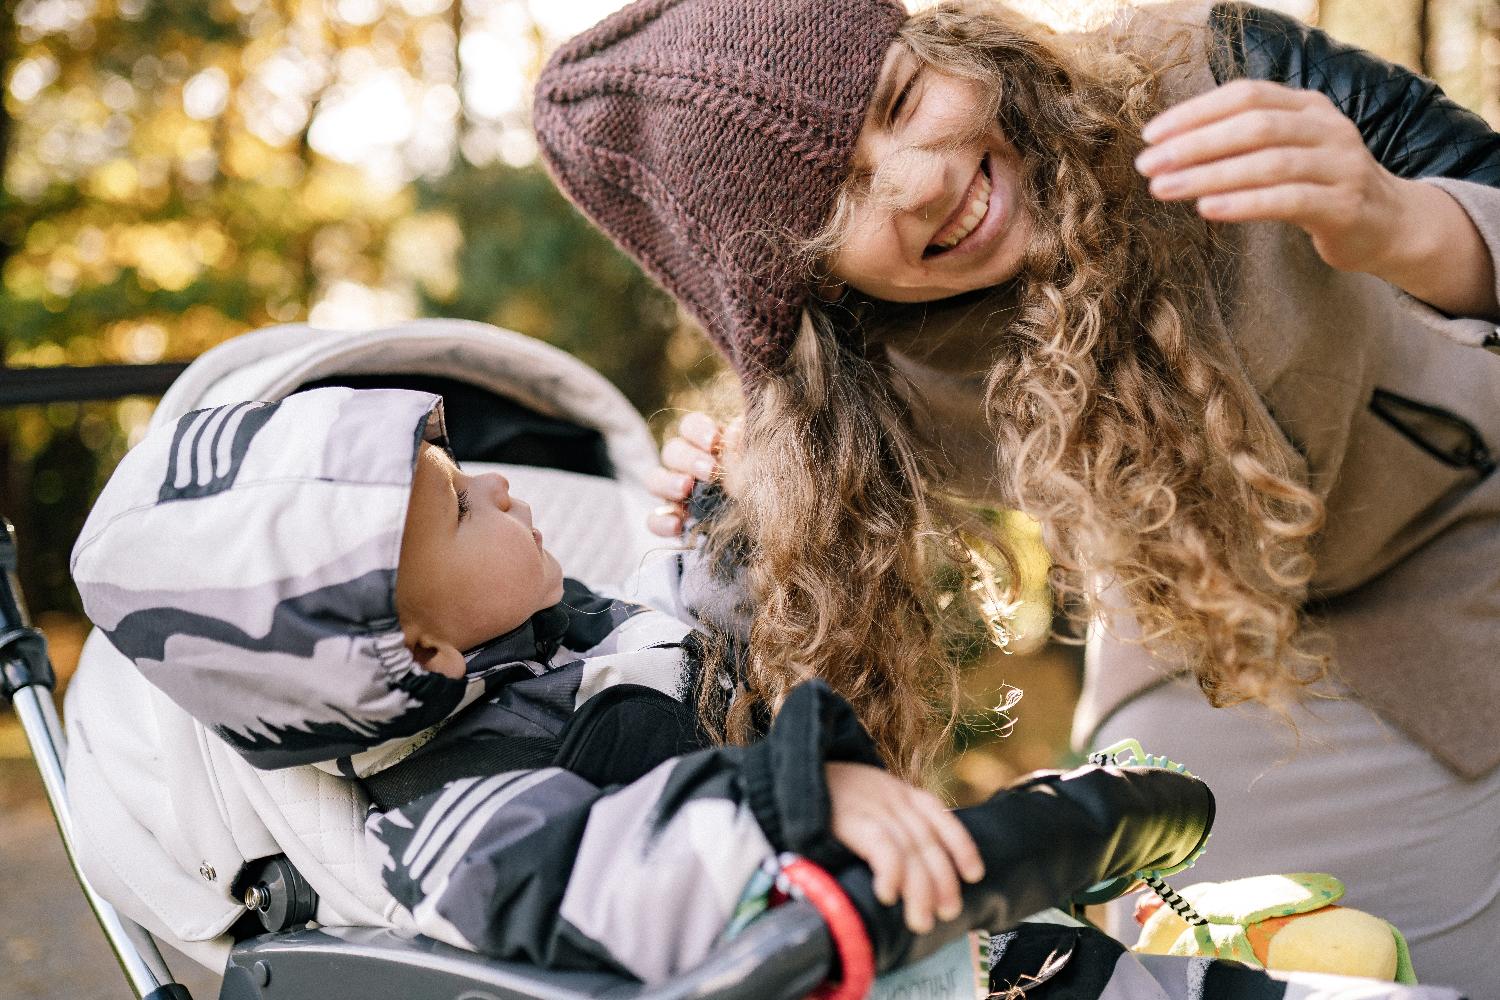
[1131,873,1417,984]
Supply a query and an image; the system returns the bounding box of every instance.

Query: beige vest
[1074,176,1500,780]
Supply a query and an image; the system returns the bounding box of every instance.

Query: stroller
[0,319,1466,1000]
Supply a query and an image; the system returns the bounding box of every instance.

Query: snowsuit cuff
[739,680,885,871]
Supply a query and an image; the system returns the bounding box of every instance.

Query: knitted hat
[533,0,906,376]
[71,387,471,769]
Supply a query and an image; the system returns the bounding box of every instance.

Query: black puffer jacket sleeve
[1209,2,1500,186]
[738,679,886,870]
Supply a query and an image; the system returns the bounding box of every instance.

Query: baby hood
[70,386,467,769]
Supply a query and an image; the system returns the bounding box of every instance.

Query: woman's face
[828,42,1033,304]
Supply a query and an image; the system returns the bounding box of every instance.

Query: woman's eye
[889,70,920,125]
[456,488,471,521]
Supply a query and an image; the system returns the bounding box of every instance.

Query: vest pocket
[1368,388,1496,476]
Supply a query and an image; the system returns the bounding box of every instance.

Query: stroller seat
[62,319,675,974]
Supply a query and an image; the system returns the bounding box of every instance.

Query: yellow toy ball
[1131,874,1415,984]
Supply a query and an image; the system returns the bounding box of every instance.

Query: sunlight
[526,0,633,42]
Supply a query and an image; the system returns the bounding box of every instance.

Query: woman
[533,1,1500,993]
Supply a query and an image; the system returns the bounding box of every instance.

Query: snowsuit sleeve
[365,679,881,984]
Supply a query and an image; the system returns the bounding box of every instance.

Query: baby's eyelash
[456,488,471,521]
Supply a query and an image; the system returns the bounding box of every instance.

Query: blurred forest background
[0,0,1494,994]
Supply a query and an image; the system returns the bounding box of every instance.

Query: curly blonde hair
[703,1,1328,777]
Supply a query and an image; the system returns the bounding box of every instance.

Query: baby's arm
[826,761,983,935]
[367,679,1214,984]
[366,681,895,983]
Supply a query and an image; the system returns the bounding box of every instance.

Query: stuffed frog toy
[1131,872,1417,984]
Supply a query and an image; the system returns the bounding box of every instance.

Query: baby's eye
[456,488,471,522]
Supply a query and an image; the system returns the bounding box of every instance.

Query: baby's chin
[542,551,565,602]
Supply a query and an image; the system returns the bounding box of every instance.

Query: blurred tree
[0,0,690,615]
[409,162,681,414]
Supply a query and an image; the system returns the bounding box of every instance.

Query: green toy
[1132,872,1417,984]
[1085,740,1416,984]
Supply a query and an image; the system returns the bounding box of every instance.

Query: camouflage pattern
[71,387,465,769]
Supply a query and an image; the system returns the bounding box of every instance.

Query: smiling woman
[823,41,1034,301]
[532,1,1500,993]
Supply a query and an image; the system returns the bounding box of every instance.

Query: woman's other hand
[1137,79,1497,318]
[646,412,742,537]
[825,761,985,935]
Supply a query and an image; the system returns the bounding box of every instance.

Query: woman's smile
[924,153,1009,260]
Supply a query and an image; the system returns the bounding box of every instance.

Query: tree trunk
[1417,0,1432,74]
[452,0,466,157]
[1484,0,1500,127]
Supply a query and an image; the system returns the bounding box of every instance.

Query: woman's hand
[646,412,742,537]
[1137,79,1497,318]
[825,761,985,935]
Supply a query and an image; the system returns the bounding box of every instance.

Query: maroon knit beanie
[533,0,906,377]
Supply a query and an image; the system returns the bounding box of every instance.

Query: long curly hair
[702,1,1327,778]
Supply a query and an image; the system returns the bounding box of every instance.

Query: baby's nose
[478,471,510,509]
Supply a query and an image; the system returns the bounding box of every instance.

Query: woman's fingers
[1141,78,1318,144]
[1136,79,1391,264]
[1194,182,1342,224]
[1146,146,1337,201]
[1138,107,1320,178]
[660,436,718,481]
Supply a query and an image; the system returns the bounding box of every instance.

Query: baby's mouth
[924,155,993,258]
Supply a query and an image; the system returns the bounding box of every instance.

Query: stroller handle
[1,518,195,1000]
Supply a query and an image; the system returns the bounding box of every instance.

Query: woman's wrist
[1361,177,1499,319]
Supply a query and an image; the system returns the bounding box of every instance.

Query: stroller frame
[3,518,191,1000]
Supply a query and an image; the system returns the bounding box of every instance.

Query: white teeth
[932,167,992,251]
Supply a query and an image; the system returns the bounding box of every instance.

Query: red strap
[779,856,876,1000]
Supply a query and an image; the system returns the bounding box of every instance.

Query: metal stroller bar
[1,518,195,1000]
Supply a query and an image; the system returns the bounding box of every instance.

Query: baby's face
[396,443,564,671]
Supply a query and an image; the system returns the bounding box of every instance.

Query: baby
[71,386,1211,985]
